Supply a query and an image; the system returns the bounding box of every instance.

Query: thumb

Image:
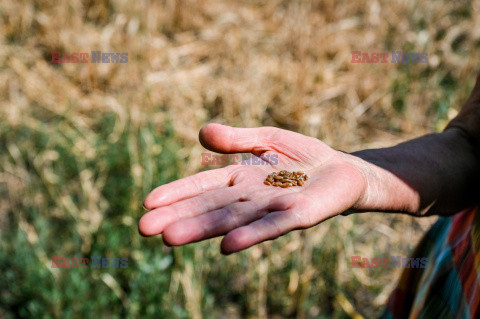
[199,123,277,154]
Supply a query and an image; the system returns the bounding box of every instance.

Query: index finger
[144,166,236,210]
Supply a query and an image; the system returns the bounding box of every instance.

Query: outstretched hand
[139,124,376,254]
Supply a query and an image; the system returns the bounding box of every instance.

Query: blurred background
[0,0,479,318]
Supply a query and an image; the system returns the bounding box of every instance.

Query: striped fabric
[381,206,480,319]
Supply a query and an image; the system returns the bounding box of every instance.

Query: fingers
[219,193,307,254]
[220,209,304,254]
[143,167,234,210]
[199,123,328,162]
[199,123,275,154]
[199,123,296,154]
[139,185,243,236]
[162,200,269,246]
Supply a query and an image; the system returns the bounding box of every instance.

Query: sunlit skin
[139,124,423,254]
[139,85,480,254]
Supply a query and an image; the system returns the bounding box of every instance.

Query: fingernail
[142,203,149,211]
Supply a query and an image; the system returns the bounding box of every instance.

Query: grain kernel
[264,171,308,188]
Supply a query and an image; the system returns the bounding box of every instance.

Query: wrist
[343,129,480,216]
[339,151,420,215]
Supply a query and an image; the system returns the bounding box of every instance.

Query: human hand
[139,124,415,254]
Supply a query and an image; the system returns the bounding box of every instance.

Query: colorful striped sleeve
[382,206,480,319]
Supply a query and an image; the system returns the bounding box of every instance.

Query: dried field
[1,0,479,318]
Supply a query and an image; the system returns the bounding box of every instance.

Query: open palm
[139,124,367,254]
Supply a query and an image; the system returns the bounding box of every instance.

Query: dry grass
[1,0,479,318]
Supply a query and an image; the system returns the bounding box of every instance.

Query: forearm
[348,127,480,216]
